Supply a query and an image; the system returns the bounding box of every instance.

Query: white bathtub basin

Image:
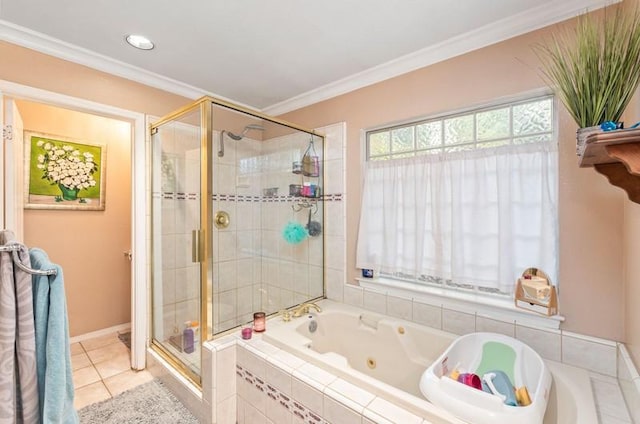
[263,300,598,424]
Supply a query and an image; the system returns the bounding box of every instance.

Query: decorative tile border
[152,192,343,202]
[152,192,201,200]
[213,193,342,203]
[236,364,328,424]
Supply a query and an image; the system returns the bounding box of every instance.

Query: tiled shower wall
[211,124,344,333]
[257,133,324,317]
[212,131,264,333]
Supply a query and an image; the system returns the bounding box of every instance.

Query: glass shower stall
[149,97,324,385]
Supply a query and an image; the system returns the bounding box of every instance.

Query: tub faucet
[292,302,322,318]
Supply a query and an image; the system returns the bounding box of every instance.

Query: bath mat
[474,341,516,384]
[78,379,198,423]
[117,331,131,350]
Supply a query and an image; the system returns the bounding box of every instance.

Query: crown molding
[0,19,249,107]
[263,0,619,116]
[0,0,619,117]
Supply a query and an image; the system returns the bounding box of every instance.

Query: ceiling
[0,0,611,114]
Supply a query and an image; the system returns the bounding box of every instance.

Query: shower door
[150,102,210,384]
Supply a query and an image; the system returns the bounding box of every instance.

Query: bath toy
[515,386,532,406]
[481,370,517,406]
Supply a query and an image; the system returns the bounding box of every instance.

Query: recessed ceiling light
[125,34,154,50]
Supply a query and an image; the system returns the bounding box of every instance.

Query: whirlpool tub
[263,300,598,424]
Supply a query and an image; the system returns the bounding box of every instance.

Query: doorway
[16,98,132,336]
[0,80,147,369]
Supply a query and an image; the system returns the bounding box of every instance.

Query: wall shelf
[577,128,640,204]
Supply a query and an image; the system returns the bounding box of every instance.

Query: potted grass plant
[534,6,640,145]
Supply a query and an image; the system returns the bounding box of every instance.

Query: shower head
[226,131,243,141]
[218,124,265,157]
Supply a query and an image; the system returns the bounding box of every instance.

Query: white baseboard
[70,322,131,344]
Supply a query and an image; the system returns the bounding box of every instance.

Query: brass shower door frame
[149,98,211,387]
[150,95,325,387]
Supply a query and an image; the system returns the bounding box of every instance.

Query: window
[367,96,553,160]
[357,95,557,297]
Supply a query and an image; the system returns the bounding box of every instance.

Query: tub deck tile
[327,378,376,408]
[366,397,423,424]
[293,363,338,388]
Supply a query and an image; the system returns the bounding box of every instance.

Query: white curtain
[356,142,558,292]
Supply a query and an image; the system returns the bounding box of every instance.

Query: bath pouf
[282,221,308,244]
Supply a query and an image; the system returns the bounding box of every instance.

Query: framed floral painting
[24,131,107,210]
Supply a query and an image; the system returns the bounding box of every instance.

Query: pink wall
[280,19,628,341]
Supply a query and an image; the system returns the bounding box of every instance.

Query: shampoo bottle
[183,323,194,354]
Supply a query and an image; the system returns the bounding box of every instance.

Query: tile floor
[71,330,154,410]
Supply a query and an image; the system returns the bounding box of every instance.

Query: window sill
[356,276,564,330]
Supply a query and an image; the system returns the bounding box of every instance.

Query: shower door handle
[192,230,204,263]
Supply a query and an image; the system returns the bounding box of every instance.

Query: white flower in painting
[35,141,100,193]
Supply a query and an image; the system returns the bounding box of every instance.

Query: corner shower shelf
[577,128,640,204]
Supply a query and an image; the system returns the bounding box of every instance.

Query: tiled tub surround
[146,298,638,424]
[259,299,598,424]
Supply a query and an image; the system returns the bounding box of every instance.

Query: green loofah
[282,221,308,244]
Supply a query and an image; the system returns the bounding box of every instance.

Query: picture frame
[24,131,107,211]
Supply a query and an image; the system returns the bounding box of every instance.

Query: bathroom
[1,1,640,423]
